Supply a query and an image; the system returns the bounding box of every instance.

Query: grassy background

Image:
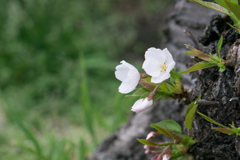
[0,0,172,159]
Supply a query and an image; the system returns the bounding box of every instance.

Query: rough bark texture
[188,14,240,160]
[89,0,240,159]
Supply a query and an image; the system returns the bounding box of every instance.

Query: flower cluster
[115,47,180,113]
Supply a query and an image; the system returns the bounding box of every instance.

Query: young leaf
[181,61,216,74]
[185,95,201,116]
[229,0,239,5]
[126,88,150,97]
[137,139,159,146]
[212,127,236,135]
[153,120,182,134]
[157,142,175,147]
[185,104,198,129]
[217,35,223,58]
[168,130,185,142]
[215,0,229,10]
[151,124,173,139]
[185,44,210,60]
[224,0,240,22]
[185,95,201,129]
[151,124,185,142]
[197,112,229,129]
[189,0,231,16]
[182,134,197,146]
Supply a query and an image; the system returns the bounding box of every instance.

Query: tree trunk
[89,0,240,159]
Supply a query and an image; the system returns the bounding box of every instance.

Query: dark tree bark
[89,0,240,159]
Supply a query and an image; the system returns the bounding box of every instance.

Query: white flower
[131,98,153,113]
[162,154,169,160]
[115,60,140,94]
[142,47,175,83]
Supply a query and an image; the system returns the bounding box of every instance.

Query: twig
[184,28,202,50]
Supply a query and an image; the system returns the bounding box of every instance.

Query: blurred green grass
[0,0,172,159]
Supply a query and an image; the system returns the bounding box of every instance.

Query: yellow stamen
[156,61,167,73]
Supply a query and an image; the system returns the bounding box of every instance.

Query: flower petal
[120,60,138,72]
[151,72,170,83]
[119,81,136,94]
[163,48,175,64]
[142,57,160,77]
[115,64,128,81]
[145,47,167,61]
[131,98,153,113]
[115,60,140,94]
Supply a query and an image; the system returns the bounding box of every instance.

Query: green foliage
[140,120,197,160]
[217,35,223,58]
[152,120,182,134]
[181,61,216,74]
[189,0,240,33]
[197,112,236,135]
[185,95,201,130]
[182,37,226,74]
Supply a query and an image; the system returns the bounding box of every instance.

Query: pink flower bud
[141,73,148,78]
[146,131,155,140]
[139,80,156,91]
[148,92,155,100]
[145,149,151,154]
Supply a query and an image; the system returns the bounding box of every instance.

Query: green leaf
[224,0,240,23]
[197,112,229,129]
[182,134,197,146]
[137,141,174,147]
[151,124,185,142]
[229,0,239,5]
[189,0,231,16]
[170,68,182,83]
[159,82,169,92]
[212,127,236,135]
[218,64,226,72]
[151,124,173,139]
[137,139,160,146]
[185,95,201,116]
[185,45,210,60]
[217,35,223,58]
[215,0,229,10]
[185,104,198,129]
[181,61,216,74]
[185,95,201,129]
[153,120,182,133]
[168,130,185,142]
[126,88,150,97]
[157,142,175,147]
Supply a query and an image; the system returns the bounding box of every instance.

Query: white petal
[120,60,138,71]
[115,64,128,81]
[163,48,175,64]
[131,98,153,113]
[127,72,140,86]
[151,72,170,83]
[145,47,167,61]
[163,154,169,160]
[166,61,175,73]
[142,57,160,77]
[119,81,136,94]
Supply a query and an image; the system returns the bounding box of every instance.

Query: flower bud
[131,98,153,113]
[141,73,148,78]
[146,131,159,140]
[139,80,156,91]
